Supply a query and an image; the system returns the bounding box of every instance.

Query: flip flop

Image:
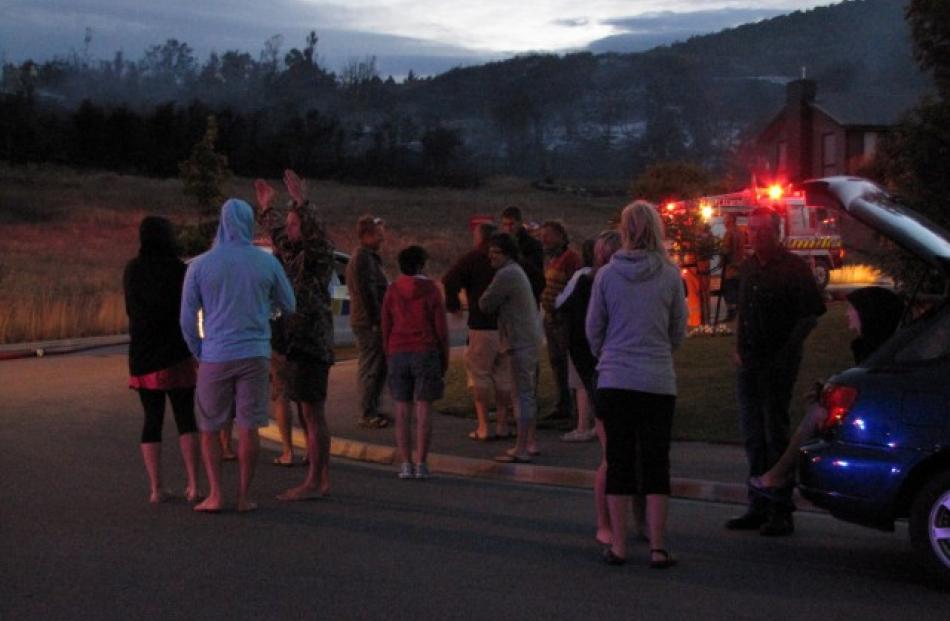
[494,453,532,463]
[506,447,541,458]
[272,457,295,467]
[468,430,498,442]
[649,549,677,569]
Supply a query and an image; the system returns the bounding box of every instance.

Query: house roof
[812,90,921,127]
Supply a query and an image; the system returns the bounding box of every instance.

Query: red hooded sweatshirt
[381,274,449,361]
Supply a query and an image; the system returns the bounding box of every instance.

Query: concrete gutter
[259,424,808,509]
[0,334,130,360]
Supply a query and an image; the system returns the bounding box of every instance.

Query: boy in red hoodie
[381,245,449,479]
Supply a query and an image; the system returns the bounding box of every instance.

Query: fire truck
[665,184,845,289]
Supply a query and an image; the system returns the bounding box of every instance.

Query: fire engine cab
[666,184,845,288]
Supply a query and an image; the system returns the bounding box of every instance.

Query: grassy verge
[0,165,622,344]
[435,301,854,444]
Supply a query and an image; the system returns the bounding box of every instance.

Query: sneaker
[398,463,414,479]
[414,463,430,480]
[561,429,596,443]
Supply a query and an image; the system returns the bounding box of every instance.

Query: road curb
[258,423,818,509]
[0,334,130,360]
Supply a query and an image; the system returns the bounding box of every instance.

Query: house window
[822,133,837,175]
[776,141,787,172]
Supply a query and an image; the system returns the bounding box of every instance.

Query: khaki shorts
[464,329,511,395]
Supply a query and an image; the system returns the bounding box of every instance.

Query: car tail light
[820,384,858,430]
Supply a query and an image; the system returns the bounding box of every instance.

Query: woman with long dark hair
[124,216,200,504]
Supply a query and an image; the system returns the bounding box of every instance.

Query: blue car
[797,177,950,583]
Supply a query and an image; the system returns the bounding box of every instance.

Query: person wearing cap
[345,214,390,428]
[180,198,296,513]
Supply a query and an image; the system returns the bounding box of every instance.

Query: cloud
[587,7,786,53]
[604,8,784,33]
[552,18,590,28]
[0,1,826,75]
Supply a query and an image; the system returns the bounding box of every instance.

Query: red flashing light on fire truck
[664,183,845,289]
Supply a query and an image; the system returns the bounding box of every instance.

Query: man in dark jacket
[443,222,513,441]
[500,206,544,304]
[726,207,826,536]
[345,214,390,428]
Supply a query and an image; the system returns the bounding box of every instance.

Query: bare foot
[596,529,612,546]
[150,488,174,504]
[277,484,327,501]
[221,451,238,462]
[184,487,204,503]
[272,452,294,466]
[506,446,541,457]
[194,496,223,513]
[236,498,258,512]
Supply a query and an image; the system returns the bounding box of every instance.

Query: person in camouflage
[255,170,334,500]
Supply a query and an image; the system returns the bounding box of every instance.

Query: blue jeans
[737,357,800,513]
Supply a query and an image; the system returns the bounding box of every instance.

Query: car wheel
[812,259,830,290]
[909,469,950,585]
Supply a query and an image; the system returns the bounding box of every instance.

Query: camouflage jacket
[259,201,335,364]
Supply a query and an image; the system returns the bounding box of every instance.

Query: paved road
[2,423,946,620]
[2,349,949,618]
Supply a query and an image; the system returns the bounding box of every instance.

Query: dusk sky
[2,1,834,76]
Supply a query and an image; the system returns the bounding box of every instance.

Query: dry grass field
[0,165,622,344]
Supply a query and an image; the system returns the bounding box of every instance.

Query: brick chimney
[784,79,816,182]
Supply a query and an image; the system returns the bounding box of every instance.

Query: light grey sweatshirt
[585,249,687,396]
[478,259,542,352]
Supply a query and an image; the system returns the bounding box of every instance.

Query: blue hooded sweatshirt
[180,199,295,362]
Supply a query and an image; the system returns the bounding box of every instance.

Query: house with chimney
[754,78,918,183]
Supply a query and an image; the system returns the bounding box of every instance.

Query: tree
[179,115,231,218]
[630,160,721,203]
[868,0,950,229]
[906,0,950,99]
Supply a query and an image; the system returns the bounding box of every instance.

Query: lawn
[435,300,854,444]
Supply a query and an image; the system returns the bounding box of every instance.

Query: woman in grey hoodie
[586,200,687,568]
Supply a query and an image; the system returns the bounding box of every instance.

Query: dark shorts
[596,388,675,496]
[285,354,330,403]
[387,350,444,403]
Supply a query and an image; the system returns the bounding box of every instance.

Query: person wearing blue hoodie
[180,198,295,513]
[586,200,687,569]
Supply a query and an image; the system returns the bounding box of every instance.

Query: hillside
[0,0,932,183]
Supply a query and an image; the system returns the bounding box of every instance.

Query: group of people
[123,174,906,569]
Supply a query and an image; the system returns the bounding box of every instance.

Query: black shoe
[725,510,768,530]
[759,512,795,537]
